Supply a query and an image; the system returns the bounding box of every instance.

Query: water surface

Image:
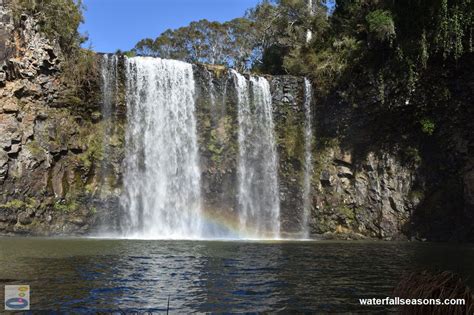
[0,238,473,312]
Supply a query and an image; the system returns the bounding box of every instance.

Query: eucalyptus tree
[133,18,258,71]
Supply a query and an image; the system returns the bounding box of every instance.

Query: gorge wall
[0,4,472,241]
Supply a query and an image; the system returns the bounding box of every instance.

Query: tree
[132,18,259,71]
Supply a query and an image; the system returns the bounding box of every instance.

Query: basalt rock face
[312,54,474,242]
[0,8,425,239]
[194,69,313,235]
[0,5,123,235]
[1,7,471,240]
[309,148,420,240]
[193,65,239,223]
[193,68,422,240]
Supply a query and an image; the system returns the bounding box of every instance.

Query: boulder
[337,166,353,178]
[37,111,48,120]
[335,151,352,165]
[320,170,335,187]
[2,99,19,113]
[0,150,8,181]
[0,114,21,149]
[18,211,33,225]
[0,71,5,85]
[7,143,21,154]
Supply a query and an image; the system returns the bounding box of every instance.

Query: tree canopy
[12,0,472,130]
[134,18,258,72]
[132,0,472,139]
[132,0,471,79]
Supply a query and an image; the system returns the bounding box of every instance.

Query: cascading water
[233,70,281,239]
[302,78,314,238]
[121,57,203,239]
[100,54,118,193]
[101,55,118,120]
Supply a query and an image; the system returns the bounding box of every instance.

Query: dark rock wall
[194,68,422,240]
[194,65,239,222]
[0,5,471,240]
[0,6,122,235]
[269,76,307,234]
[193,68,311,234]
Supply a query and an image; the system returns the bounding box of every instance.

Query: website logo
[4,285,30,311]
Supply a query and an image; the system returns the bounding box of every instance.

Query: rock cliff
[0,5,119,235]
[0,3,472,241]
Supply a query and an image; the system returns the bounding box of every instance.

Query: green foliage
[404,147,422,165]
[434,0,472,60]
[419,30,429,68]
[409,190,425,201]
[420,118,436,135]
[0,199,26,209]
[53,199,78,213]
[11,0,86,54]
[260,45,289,74]
[365,10,395,42]
[115,49,136,58]
[25,140,45,157]
[78,132,104,169]
[12,0,98,106]
[252,0,472,93]
[133,18,258,71]
[338,205,355,221]
[60,48,99,105]
[132,0,329,72]
[0,198,38,210]
[284,35,361,93]
[123,50,136,58]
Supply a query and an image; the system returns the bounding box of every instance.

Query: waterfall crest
[302,78,314,238]
[121,57,203,239]
[233,71,280,239]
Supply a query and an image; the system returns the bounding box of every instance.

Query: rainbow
[91,206,312,241]
[198,207,280,240]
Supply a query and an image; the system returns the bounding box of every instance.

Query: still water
[0,238,473,313]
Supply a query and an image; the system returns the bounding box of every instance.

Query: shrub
[60,48,99,102]
[366,10,396,42]
[420,118,436,135]
[11,0,86,54]
[404,146,422,165]
[11,0,98,105]
[53,199,78,213]
[394,271,474,314]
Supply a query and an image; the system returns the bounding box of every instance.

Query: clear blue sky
[80,0,261,53]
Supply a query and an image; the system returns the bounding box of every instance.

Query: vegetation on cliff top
[132,0,472,76]
[11,0,471,124]
[11,0,98,105]
[131,0,472,135]
[11,0,86,53]
[9,0,472,150]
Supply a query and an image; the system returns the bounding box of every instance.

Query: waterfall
[121,57,203,239]
[302,78,313,238]
[233,70,280,239]
[100,54,118,193]
[206,69,219,125]
[101,55,118,121]
[306,0,314,43]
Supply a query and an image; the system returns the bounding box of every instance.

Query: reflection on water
[0,239,473,312]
